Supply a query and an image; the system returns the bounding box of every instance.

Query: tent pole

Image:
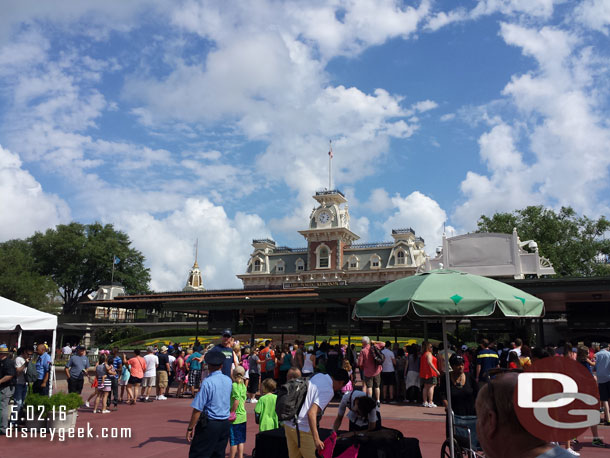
[49,328,57,397]
[423,321,428,343]
[442,318,454,458]
[17,328,22,348]
[347,301,351,348]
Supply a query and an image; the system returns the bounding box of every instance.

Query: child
[255,378,279,432]
[93,354,113,413]
[229,366,247,458]
[119,359,130,402]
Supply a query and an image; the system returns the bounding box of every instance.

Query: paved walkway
[1,384,608,457]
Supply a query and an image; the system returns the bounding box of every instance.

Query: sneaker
[155,396,159,400]
[101,410,111,414]
[145,398,153,402]
[158,395,167,400]
[428,402,437,408]
[251,399,258,404]
[85,401,90,408]
[592,438,606,447]
[565,448,579,456]
[423,402,429,407]
[376,401,381,408]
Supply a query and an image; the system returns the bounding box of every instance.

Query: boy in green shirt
[255,378,279,431]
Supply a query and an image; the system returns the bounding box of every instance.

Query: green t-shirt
[254,393,279,432]
[231,382,247,424]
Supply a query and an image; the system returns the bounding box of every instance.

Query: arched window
[348,255,358,270]
[276,260,285,273]
[396,250,405,265]
[319,247,329,268]
[316,244,331,269]
[295,258,305,271]
[370,254,381,269]
[253,259,262,272]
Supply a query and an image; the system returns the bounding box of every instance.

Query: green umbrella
[354,269,544,319]
[354,269,544,458]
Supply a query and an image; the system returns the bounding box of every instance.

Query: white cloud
[117,198,269,291]
[454,21,610,228]
[575,0,610,35]
[383,191,449,254]
[363,188,394,213]
[0,145,70,241]
[440,113,455,121]
[412,99,438,113]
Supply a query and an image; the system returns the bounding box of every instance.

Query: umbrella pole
[442,318,455,458]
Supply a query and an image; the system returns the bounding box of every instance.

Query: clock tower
[298,190,359,271]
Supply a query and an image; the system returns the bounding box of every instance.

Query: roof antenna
[328,139,333,191]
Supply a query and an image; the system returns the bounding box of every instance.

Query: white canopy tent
[0,296,59,395]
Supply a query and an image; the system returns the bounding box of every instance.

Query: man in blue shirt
[476,339,498,383]
[33,344,51,395]
[186,351,232,458]
[596,342,610,426]
[64,345,90,394]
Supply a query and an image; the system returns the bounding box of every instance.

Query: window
[396,250,405,265]
[296,258,305,271]
[348,255,358,270]
[319,247,329,268]
[254,259,262,272]
[370,254,381,269]
[276,260,285,273]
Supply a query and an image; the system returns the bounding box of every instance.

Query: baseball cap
[461,345,468,351]
[600,342,609,349]
[222,329,232,337]
[449,354,465,366]
[233,366,245,378]
[76,345,86,351]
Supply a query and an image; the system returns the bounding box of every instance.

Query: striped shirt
[477,349,499,376]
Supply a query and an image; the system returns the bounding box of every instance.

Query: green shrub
[24,392,83,416]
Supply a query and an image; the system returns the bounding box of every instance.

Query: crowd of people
[1,334,609,458]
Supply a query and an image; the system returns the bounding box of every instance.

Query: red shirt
[419,351,438,379]
[358,343,383,377]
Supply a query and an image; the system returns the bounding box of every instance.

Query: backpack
[264,349,275,371]
[25,357,38,383]
[371,345,385,366]
[275,377,309,446]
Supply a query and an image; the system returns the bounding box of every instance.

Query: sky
[1,0,609,292]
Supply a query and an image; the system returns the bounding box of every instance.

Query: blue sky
[1,1,609,291]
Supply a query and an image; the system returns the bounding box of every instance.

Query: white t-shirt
[511,347,522,357]
[143,354,159,377]
[302,352,315,374]
[168,354,176,373]
[381,349,395,372]
[62,346,72,355]
[286,373,334,433]
[15,356,26,384]
[338,390,377,427]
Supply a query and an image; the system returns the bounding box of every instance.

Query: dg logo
[514,356,600,442]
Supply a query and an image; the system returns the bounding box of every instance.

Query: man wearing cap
[209,330,239,378]
[64,345,91,395]
[0,345,16,435]
[186,350,233,458]
[595,342,610,426]
[142,346,158,402]
[156,346,171,401]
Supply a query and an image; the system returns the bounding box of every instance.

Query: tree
[30,222,151,314]
[0,239,58,310]
[477,206,610,277]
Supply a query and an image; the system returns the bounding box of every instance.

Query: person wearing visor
[209,330,240,378]
[440,354,479,450]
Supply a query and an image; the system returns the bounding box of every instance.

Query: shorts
[248,373,260,394]
[119,378,129,386]
[188,369,202,387]
[381,372,396,386]
[156,371,168,389]
[229,422,247,446]
[599,381,610,402]
[128,376,142,385]
[421,376,437,385]
[142,376,156,387]
[364,374,381,389]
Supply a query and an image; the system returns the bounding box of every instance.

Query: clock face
[318,211,331,224]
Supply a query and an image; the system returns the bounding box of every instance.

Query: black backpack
[275,377,309,446]
[25,357,38,383]
[371,345,385,366]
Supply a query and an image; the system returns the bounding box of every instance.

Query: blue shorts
[229,422,246,446]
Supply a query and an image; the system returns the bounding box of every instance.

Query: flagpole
[111,254,115,285]
[328,139,332,190]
